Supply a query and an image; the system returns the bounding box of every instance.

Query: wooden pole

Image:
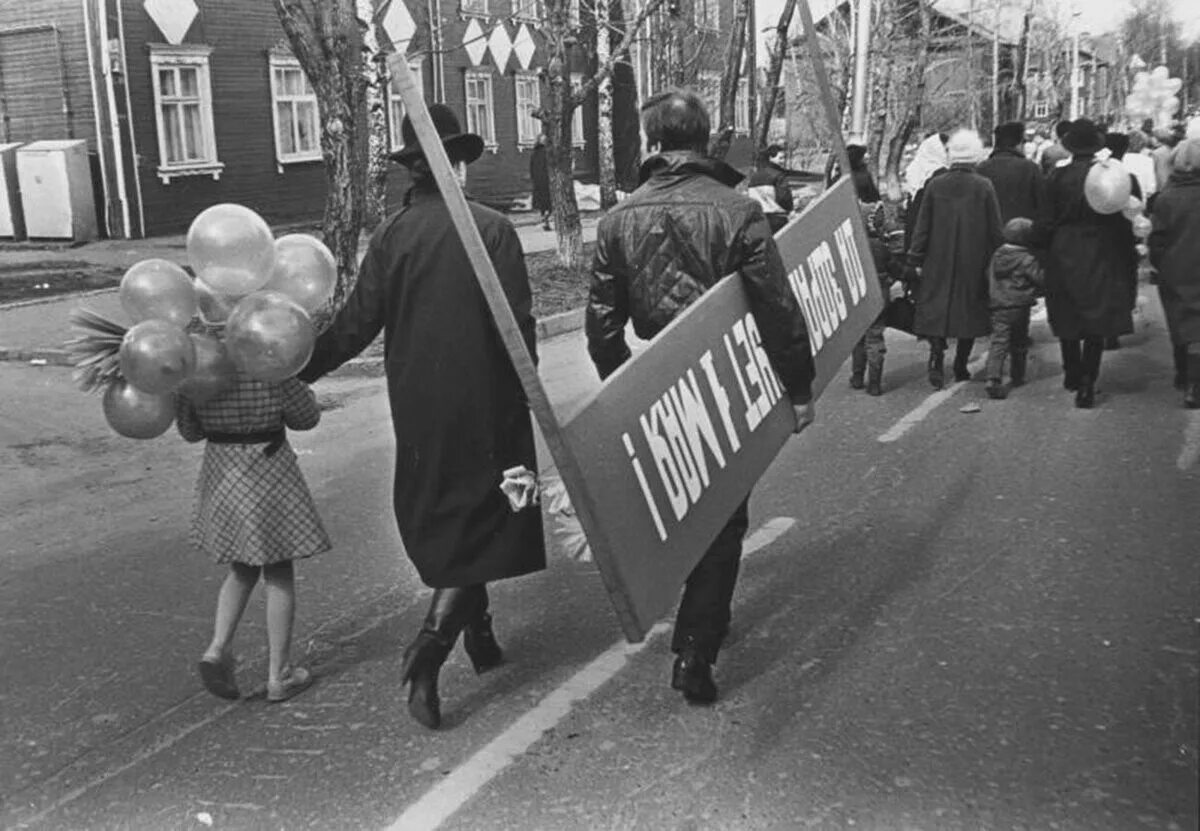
[796,0,853,182]
[387,59,641,640]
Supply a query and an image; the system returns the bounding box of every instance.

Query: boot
[986,379,1009,399]
[866,362,883,396]
[1074,375,1095,409]
[1010,351,1027,387]
[401,587,479,730]
[849,345,867,390]
[1186,353,1200,409]
[671,638,717,705]
[1060,340,1082,391]
[928,347,945,389]
[1174,344,1188,390]
[462,589,503,673]
[953,339,974,382]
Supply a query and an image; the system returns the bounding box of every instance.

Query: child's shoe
[849,371,865,390]
[197,653,240,700]
[986,380,1009,400]
[866,364,883,396]
[267,665,313,703]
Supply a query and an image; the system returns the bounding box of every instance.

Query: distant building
[0,0,754,240]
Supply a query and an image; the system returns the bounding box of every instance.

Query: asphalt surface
[0,290,1197,830]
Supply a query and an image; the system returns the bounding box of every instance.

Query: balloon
[1132,215,1152,239]
[1165,78,1183,95]
[1132,72,1150,91]
[263,234,338,314]
[193,278,238,325]
[224,291,315,382]
[1160,95,1180,116]
[186,204,276,297]
[119,259,197,327]
[103,380,175,439]
[1084,160,1132,215]
[119,319,196,394]
[1121,196,1144,221]
[178,333,237,404]
[1189,117,1200,140]
[1152,65,1169,81]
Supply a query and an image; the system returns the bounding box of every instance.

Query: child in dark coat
[849,201,903,395]
[986,217,1045,399]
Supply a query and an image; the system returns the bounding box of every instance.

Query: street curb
[0,305,587,370]
[0,286,118,312]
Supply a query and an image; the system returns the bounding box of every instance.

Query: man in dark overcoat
[587,90,816,705]
[1034,118,1138,408]
[530,133,552,230]
[907,129,1004,388]
[977,120,1047,224]
[1148,137,1200,407]
[299,104,545,729]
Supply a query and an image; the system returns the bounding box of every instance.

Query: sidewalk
[0,211,599,364]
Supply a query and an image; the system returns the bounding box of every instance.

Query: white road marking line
[1177,411,1200,470]
[386,517,797,831]
[877,356,988,443]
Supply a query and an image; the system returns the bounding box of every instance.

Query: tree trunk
[709,0,748,161]
[273,0,368,308]
[755,0,799,156]
[545,48,585,270]
[595,0,618,209]
[358,0,390,232]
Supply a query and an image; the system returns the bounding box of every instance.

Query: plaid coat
[176,377,331,566]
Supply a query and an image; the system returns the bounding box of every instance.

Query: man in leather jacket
[586,90,817,705]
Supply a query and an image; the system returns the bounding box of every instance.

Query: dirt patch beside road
[0,262,125,305]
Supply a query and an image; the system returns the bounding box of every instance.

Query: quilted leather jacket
[587,151,815,403]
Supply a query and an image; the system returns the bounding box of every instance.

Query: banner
[563,177,883,639]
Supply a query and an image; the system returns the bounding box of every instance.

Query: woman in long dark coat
[1036,119,1139,408]
[300,104,545,730]
[530,133,552,230]
[907,129,1003,388]
[1149,138,1200,408]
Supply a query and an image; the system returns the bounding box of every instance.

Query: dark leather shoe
[1185,383,1200,409]
[953,363,971,382]
[671,651,717,704]
[928,356,945,390]
[849,372,865,390]
[1074,377,1095,409]
[463,612,504,674]
[401,630,452,730]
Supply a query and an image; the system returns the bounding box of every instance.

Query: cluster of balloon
[188,204,334,383]
[1084,159,1132,214]
[99,203,336,440]
[1125,66,1182,129]
[1121,196,1153,240]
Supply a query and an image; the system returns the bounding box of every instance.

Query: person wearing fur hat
[1035,118,1139,408]
[299,104,546,730]
[985,217,1044,399]
[906,128,1004,388]
[1148,137,1200,407]
[977,121,1047,224]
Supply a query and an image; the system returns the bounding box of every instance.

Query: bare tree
[709,0,749,160]
[273,0,369,307]
[755,0,799,157]
[866,0,932,199]
[357,0,391,232]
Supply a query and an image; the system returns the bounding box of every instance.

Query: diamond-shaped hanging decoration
[463,19,487,66]
[488,24,513,73]
[143,0,198,46]
[381,0,417,56]
[513,24,536,71]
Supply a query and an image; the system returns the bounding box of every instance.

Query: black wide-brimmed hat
[1061,118,1106,156]
[389,103,484,166]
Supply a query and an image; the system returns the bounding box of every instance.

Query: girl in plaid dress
[176,375,331,703]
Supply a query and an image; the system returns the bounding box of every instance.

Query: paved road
[0,292,1196,830]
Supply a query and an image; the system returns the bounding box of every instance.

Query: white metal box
[16,140,98,241]
[0,143,25,240]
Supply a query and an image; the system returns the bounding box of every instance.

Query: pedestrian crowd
[171,92,1200,732]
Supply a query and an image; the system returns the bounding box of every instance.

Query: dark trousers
[929,337,976,368]
[671,498,750,663]
[986,306,1031,381]
[1060,337,1103,383]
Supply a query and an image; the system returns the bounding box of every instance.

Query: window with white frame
[149,44,222,183]
[570,73,586,148]
[388,60,425,151]
[465,69,497,149]
[1033,98,1049,118]
[696,0,718,30]
[515,73,541,147]
[270,55,321,166]
[735,77,749,134]
[462,0,488,15]
[513,0,541,20]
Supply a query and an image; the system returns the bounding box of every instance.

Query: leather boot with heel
[401,587,480,730]
[462,590,503,674]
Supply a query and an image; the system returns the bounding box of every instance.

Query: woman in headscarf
[906,129,1004,388]
[1036,118,1139,408]
[903,133,949,253]
[1149,138,1200,407]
